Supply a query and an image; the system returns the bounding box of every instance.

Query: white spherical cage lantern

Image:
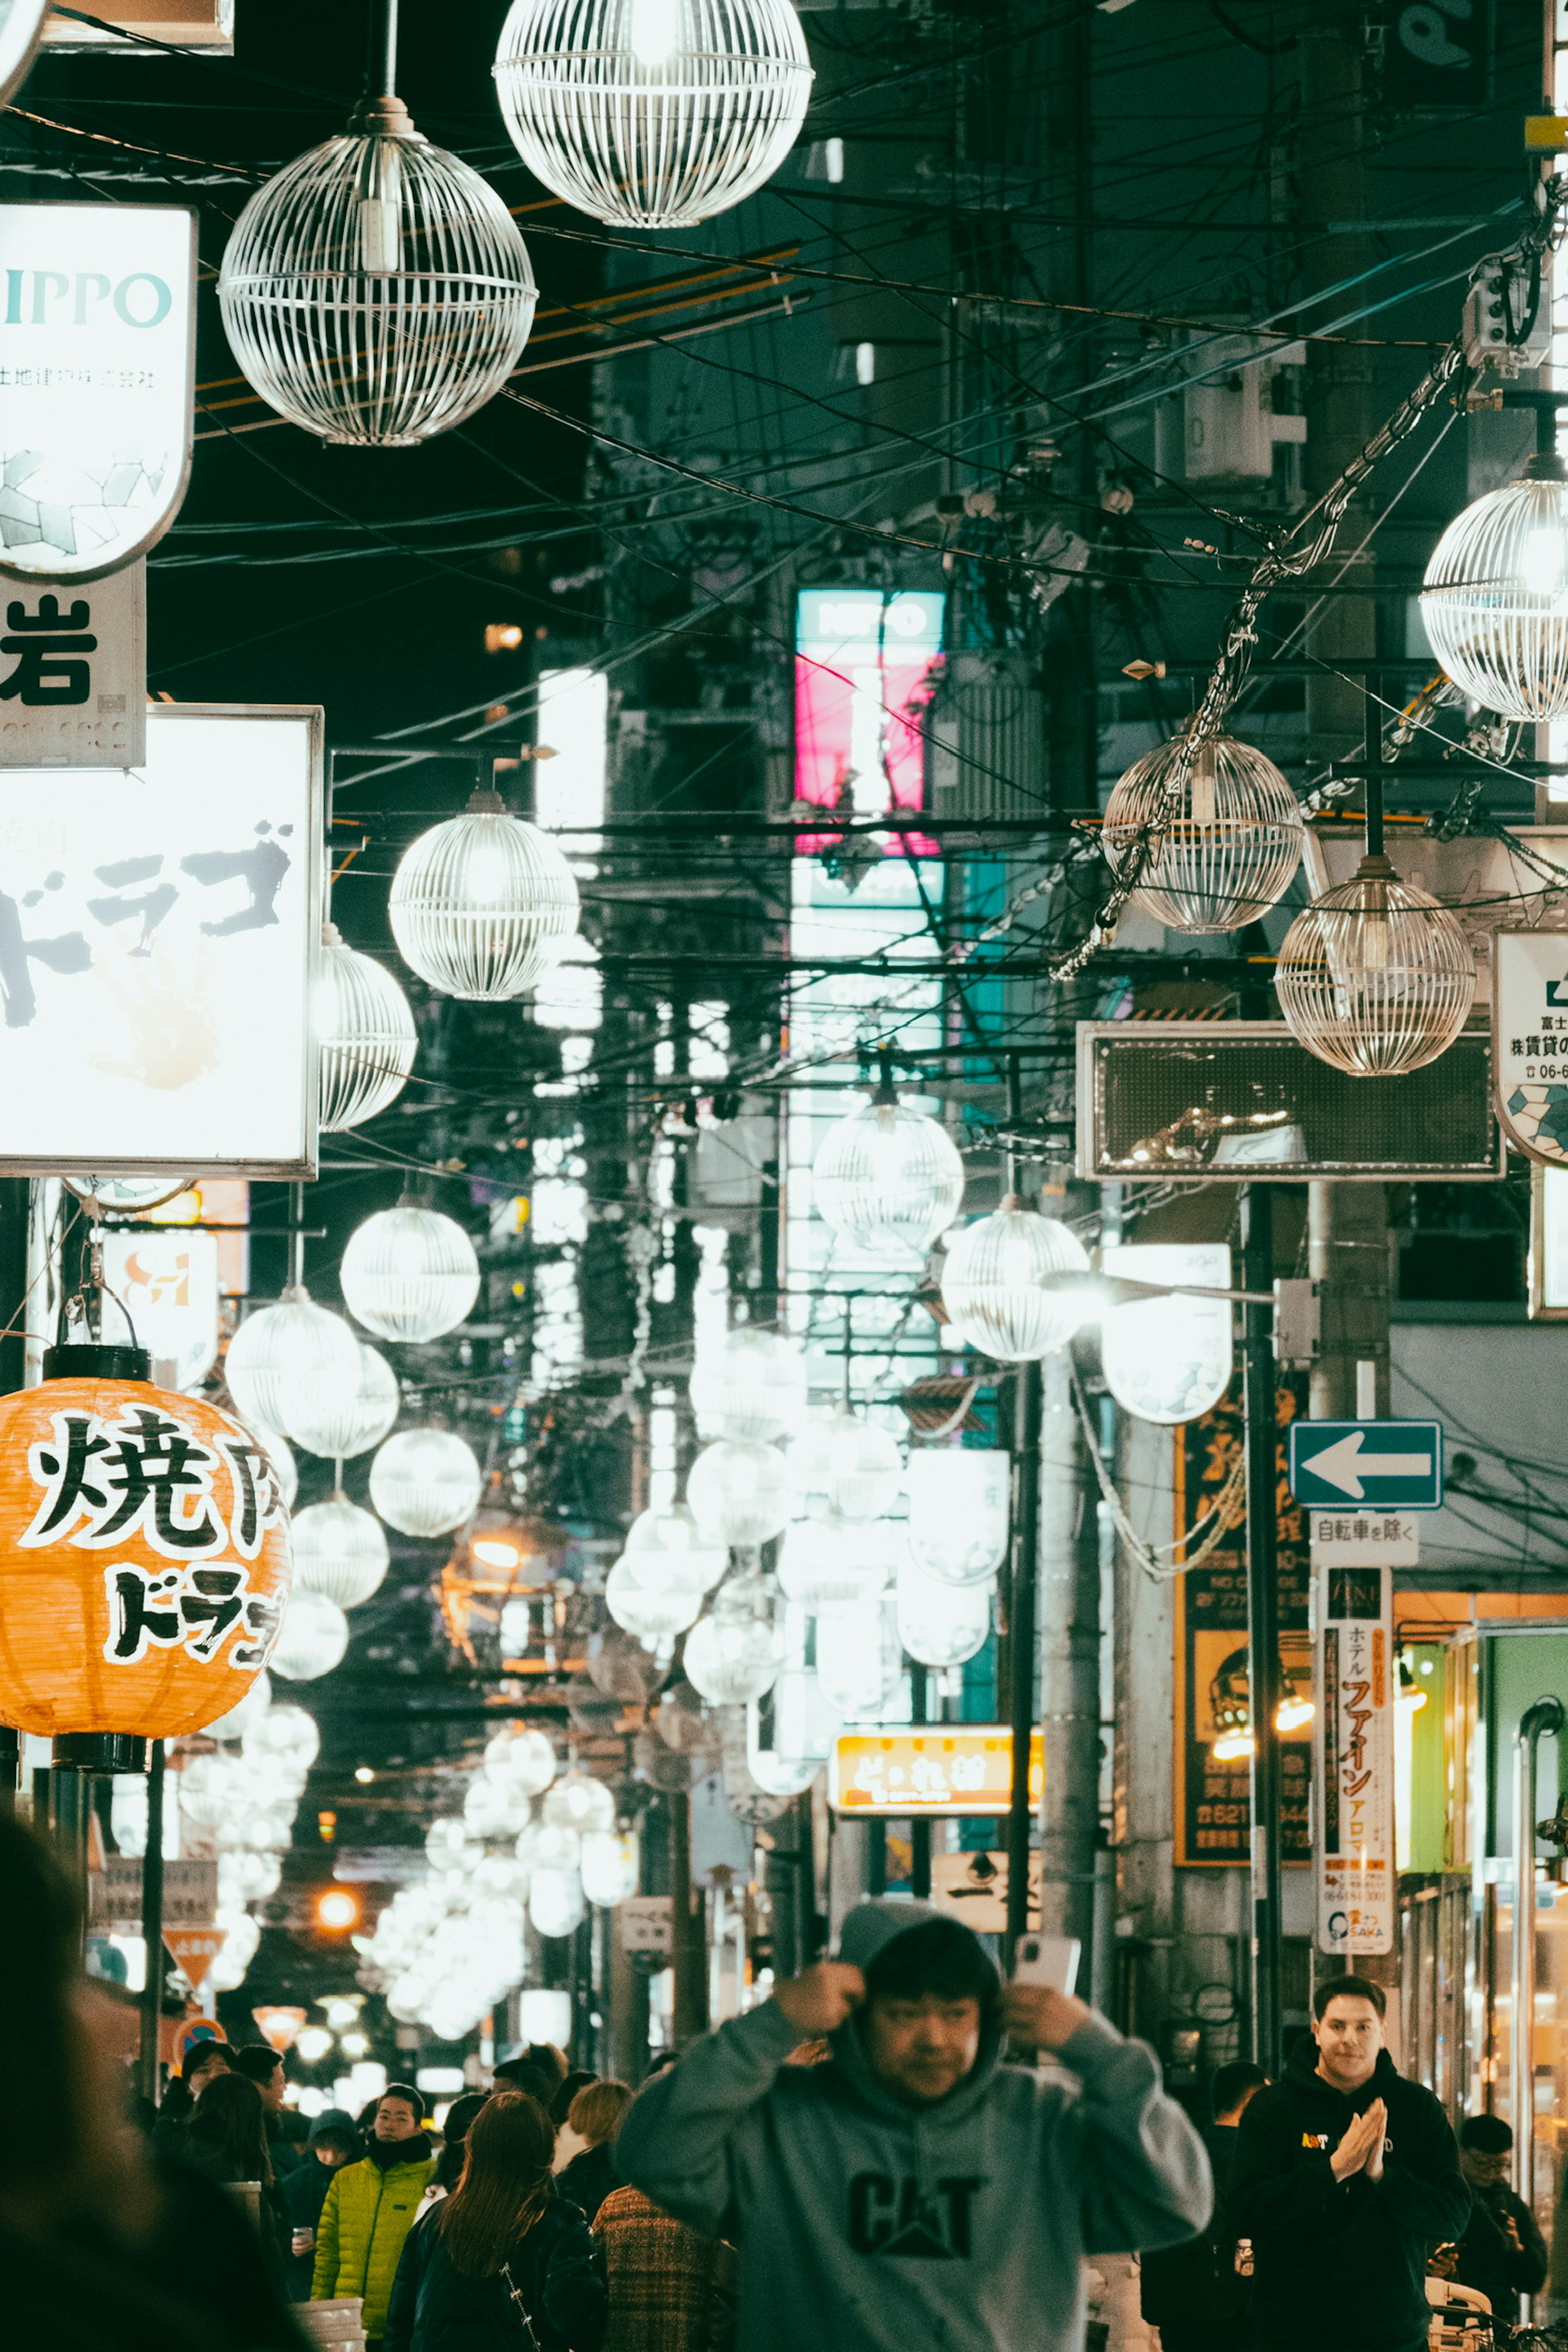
[285,1341,401,1462]
[226,1288,361,1441]
[1274,855,1474,1077]
[895,1550,993,1669]
[341,1204,481,1343]
[390,792,579,1002]
[815,1593,903,1717]
[624,1502,727,1590]
[486,1725,557,1795]
[940,1204,1092,1363]
[370,1427,483,1536]
[903,1449,1009,1587]
[494,0,814,232]
[686,1436,791,1546]
[1101,732,1304,933]
[270,1588,350,1681]
[316,929,418,1133]
[529,1866,587,1939]
[291,1495,390,1608]
[689,1325,806,1444]
[606,1553,704,1647]
[219,106,538,448]
[1420,463,1568,720]
[580,1829,638,1907]
[543,1768,617,1834]
[777,1514,893,1613]
[812,1096,965,1257]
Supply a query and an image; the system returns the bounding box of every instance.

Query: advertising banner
[793,587,944,852]
[1316,1544,1396,1957]
[0,559,145,769]
[1493,930,1568,1166]
[0,202,196,579]
[0,704,322,1176]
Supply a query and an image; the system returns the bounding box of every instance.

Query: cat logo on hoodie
[848,2174,984,2258]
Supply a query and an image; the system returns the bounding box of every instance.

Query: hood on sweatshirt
[829,1899,1006,2143]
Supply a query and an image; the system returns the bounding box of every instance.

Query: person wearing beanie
[281,2109,359,2300]
[615,1897,1209,2352]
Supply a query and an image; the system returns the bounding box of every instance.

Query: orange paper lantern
[0,1352,293,1738]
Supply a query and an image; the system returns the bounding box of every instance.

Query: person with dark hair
[616,1897,1209,2351]
[383,2091,606,2352]
[177,2072,275,2188]
[282,2111,359,2300]
[156,2036,234,2135]
[232,2045,302,2180]
[492,2059,556,2106]
[557,2081,631,2224]
[312,2085,435,2345]
[0,1809,307,2352]
[1230,1972,1469,2352]
[1428,2114,1546,2325]
[1139,2060,1268,2351]
[418,2091,490,2215]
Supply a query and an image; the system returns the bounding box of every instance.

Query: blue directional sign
[1287,1419,1444,1511]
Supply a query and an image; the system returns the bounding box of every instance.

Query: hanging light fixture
[203,1670,274,1743]
[390,786,579,1002]
[285,1342,400,1462]
[260,1428,299,1512]
[686,1437,791,1547]
[269,1590,350,1682]
[604,1554,704,1652]
[226,1288,362,1440]
[815,1594,902,1717]
[493,0,813,232]
[812,1069,965,1257]
[895,1548,993,1670]
[369,1428,482,1537]
[940,1201,1092,1363]
[219,0,537,448]
[485,1724,557,1795]
[689,1325,806,1444]
[341,1203,481,1342]
[777,1514,894,1613]
[580,1828,638,1906]
[1274,707,1472,1077]
[243,1702,321,1777]
[291,1494,390,1610]
[1420,451,1568,719]
[787,1407,904,1522]
[622,1503,727,1592]
[903,1450,1009,1588]
[63,1174,193,1213]
[1098,1243,1234,1428]
[682,1570,782,1705]
[543,1768,617,1835]
[316,924,417,1133]
[464,1773,532,1839]
[529,1865,586,1940]
[1102,731,1303,933]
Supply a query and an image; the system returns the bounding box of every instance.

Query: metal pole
[1005,1357,1043,1962]
[909,1663,931,1899]
[139,1740,166,2110]
[1513,1699,1564,2225]
[1242,1183,1284,2074]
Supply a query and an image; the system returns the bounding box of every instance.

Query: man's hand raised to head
[773,1961,865,2038]
[1000,1984,1091,2052]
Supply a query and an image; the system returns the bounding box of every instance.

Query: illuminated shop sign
[793,587,944,852]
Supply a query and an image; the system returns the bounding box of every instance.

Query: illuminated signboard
[0,202,197,580]
[0,704,322,1177]
[829,1726,1043,1816]
[793,587,943,850]
[0,2,46,100]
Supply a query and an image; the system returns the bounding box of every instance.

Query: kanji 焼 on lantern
[0,1344,293,1740]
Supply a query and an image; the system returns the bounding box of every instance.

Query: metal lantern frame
[1101,730,1304,934]
[219,5,537,448]
[940,1197,1092,1363]
[1420,451,1568,722]
[317,923,417,1133]
[341,1202,481,1343]
[494,0,814,232]
[389,787,580,1002]
[812,1074,965,1258]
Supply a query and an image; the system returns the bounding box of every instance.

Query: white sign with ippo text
[0,202,196,580]
[1314,1546,1395,1958]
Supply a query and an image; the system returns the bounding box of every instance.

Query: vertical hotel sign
[1316,1538,1397,1957]
[0,203,196,580]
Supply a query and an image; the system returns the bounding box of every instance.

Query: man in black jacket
[1229,1973,1469,2352]
[1140,2060,1267,2352]
[1429,2113,1547,2326]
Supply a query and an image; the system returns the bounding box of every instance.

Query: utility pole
[1034,1344,1101,1973]
[1004,1353,1043,1961]
[1241,1185,1283,2074]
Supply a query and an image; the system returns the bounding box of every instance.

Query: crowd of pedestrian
[13,1800,1568,2352]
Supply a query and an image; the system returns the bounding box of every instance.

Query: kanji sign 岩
[0,561,144,769]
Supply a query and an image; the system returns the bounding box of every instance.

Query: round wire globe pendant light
[226,1287,361,1441]
[813,1069,964,1258]
[1420,452,1568,720]
[370,1428,483,1537]
[219,2,537,448]
[1274,711,1472,1078]
[285,1341,401,1461]
[1101,731,1304,933]
[940,1199,1092,1363]
[316,924,417,1133]
[341,1203,481,1342]
[493,0,814,232]
[390,786,579,1001]
[292,1493,391,1609]
[1274,853,1474,1076]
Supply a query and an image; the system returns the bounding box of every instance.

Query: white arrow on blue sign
[1287,1419,1444,1510]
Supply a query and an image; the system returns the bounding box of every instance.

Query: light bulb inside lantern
[1189,742,1216,829]
[473,1536,523,1570]
[630,0,679,64]
[1523,525,1568,599]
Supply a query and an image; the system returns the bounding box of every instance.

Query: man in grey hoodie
[617,1897,1211,2351]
